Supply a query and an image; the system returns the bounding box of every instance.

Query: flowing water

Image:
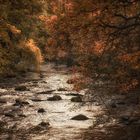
[0,63,104,140]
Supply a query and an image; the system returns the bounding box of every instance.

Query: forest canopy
[44,0,140,93]
[0,0,46,76]
[0,0,140,93]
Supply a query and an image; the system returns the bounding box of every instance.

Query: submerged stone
[4,112,15,118]
[71,114,89,120]
[15,86,29,91]
[32,122,50,132]
[47,95,62,101]
[58,88,67,91]
[0,98,7,104]
[13,99,29,106]
[38,108,46,113]
[37,90,55,95]
[71,96,82,102]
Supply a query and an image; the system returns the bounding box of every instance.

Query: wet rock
[39,122,50,127]
[31,122,50,132]
[13,99,29,107]
[58,88,67,91]
[40,73,44,78]
[18,114,26,117]
[41,81,47,83]
[37,90,55,95]
[32,81,38,84]
[0,98,7,104]
[38,108,46,113]
[66,93,83,97]
[15,86,29,91]
[47,95,62,101]
[31,98,46,102]
[71,114,89,120]
[4,112,15,118]
[71,96,82,102]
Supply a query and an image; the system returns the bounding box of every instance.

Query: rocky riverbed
[0,63,140,140]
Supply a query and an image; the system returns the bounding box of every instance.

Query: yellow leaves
[16,39,43,72]
[7,24,21,35]
[38,15,47,22]
[25,39,43,64]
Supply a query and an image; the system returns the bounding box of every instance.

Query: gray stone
[71,96,82,102]
[71,114,89,120]
[37,90,55,95]
[38,108,46,113]
[13,99,29,106]
[47,95,62,101]
[15,86,29,91]
[58,88,67,91]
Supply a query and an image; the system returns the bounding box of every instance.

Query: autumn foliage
[44,0,140,93]
[0,0,46,76]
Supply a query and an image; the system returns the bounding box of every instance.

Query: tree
[45,0,140,92]
[0,0,46,76]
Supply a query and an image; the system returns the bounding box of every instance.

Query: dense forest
[0,0,140,140]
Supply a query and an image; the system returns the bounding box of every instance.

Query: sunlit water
[0,63,104,140]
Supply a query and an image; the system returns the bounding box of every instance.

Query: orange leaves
[24,39,43,64]
[65,2,74,11]
[119,51,140,63]
[7,24,21,35]
[38,15,47,22]
[47,38,57,47]
[46,15,58,31]
[46,15,58,25]
[83,41,105,56]
[93,41,105,56]
[118,51,140,70]
[50,15,58,22]
[120,79,139,93]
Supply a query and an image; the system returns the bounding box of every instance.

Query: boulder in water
[13,99,29,107]
[0,98,7,104]
[71,114,89,120]
[58,88,67,91]
[47,95,62,101]
[37,90,55,95]
[38,108,46,113]
[4,112,15,118]
[32,122,50,132]
[71,96,82,102]
[15,86,29,91]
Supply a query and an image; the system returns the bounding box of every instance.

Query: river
[0,63,104,140]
